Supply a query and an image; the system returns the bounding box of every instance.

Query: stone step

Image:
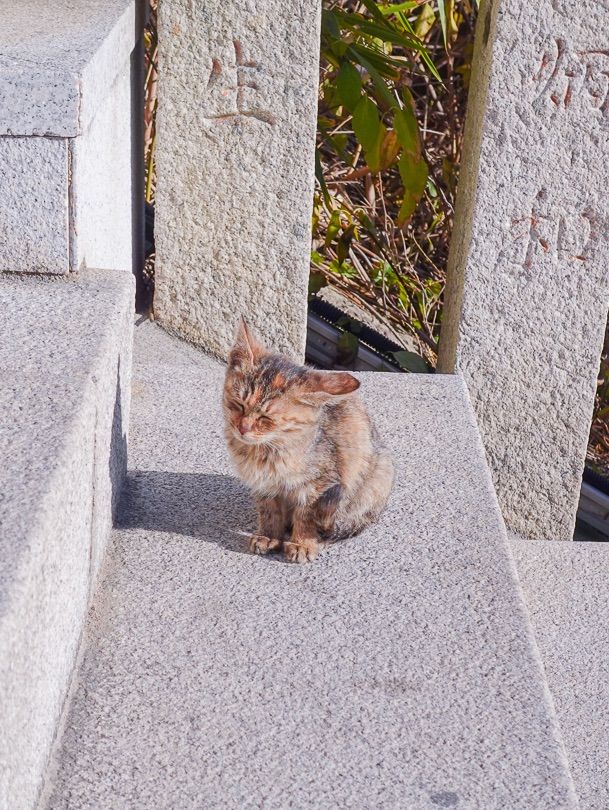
[42,322,577,808]
[511,535,609,810]
[0,269,134,810]
[0,0,144,275]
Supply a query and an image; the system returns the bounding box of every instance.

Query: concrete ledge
[512,535,609,810]
[0,0,142,137]
[44,323,576,808]
[0,269,134,810]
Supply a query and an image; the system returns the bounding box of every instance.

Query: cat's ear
[301,370,360,401]
[228,317,266,370]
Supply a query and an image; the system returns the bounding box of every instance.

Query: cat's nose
[238,418,253,435]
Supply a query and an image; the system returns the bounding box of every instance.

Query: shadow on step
[116,470,256,556]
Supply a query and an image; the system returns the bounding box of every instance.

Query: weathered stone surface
[154,0,321,360]
[0,138,69,274]
[0,1,143,275]
[0,0,140,136]
[43,322,577,809]
[71,58,137,275]
[0,270,133,810]
[438,0,609,540]
[512,534,609,810]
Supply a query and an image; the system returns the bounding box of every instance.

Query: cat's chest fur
[228,435,313,499]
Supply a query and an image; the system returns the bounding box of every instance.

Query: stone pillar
[154,0,321,360]
[438,0,609,541]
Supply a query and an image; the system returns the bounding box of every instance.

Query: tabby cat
[223,319,394,562]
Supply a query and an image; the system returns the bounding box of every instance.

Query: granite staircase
[2,2,609,809]
[38,324,580,809]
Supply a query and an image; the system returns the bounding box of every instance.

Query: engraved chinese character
[533,38,609,117]
[204,39,276,126]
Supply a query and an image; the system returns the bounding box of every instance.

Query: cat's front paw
[283,539,318,563]
[249,535,282,555]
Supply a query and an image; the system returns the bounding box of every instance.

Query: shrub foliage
[312,0,477,366]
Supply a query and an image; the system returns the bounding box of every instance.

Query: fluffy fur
[223,319,394,562]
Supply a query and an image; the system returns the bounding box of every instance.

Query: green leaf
[379,1,421,13]
[398,153,428,224]
[308,272,328,296]
[329,259,357,278]
[436,0,448,50]
[321,9,340,40]
[393,350,430,373]
[330,40,349,59]
[394,90,420,157]
[324,209,342,248]
[347,45,397,109]
[333,10,428,54]
[396,10,442,81]
[336,62,362,113]
[414,3,436,39]
[352,97,383,172]
[331,132,349,158]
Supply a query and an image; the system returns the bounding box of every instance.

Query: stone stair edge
[0,268,135,810]
[0,0,143,137]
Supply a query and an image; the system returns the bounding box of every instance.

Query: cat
[223,318,394,563]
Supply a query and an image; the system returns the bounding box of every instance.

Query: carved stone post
[154,1,322,360]
[438,0,609,540]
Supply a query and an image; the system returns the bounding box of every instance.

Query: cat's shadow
[117,470,258,556]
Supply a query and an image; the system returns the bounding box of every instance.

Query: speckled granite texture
[0,0,140,136]
[0,1,143,275]
[0,138,69,274]
[512,534,609,810]
[154,0,321,359]
[43,323,577,809]
[439,0,609,541]
[0,270,133,810]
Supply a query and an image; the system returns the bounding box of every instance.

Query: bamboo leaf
[336,61,362,112]
[325,209,342,248]
[398,153,428,224]
[393,350,430,373]
[436,0,448,49]
[321,9,341,40]
[379,129,400,169]
[333,10,430,54]
[397,10,442,81]
[379,1,421,13]
[348,45,398,109]
[394,89,421,157]
[352,96,384,171]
